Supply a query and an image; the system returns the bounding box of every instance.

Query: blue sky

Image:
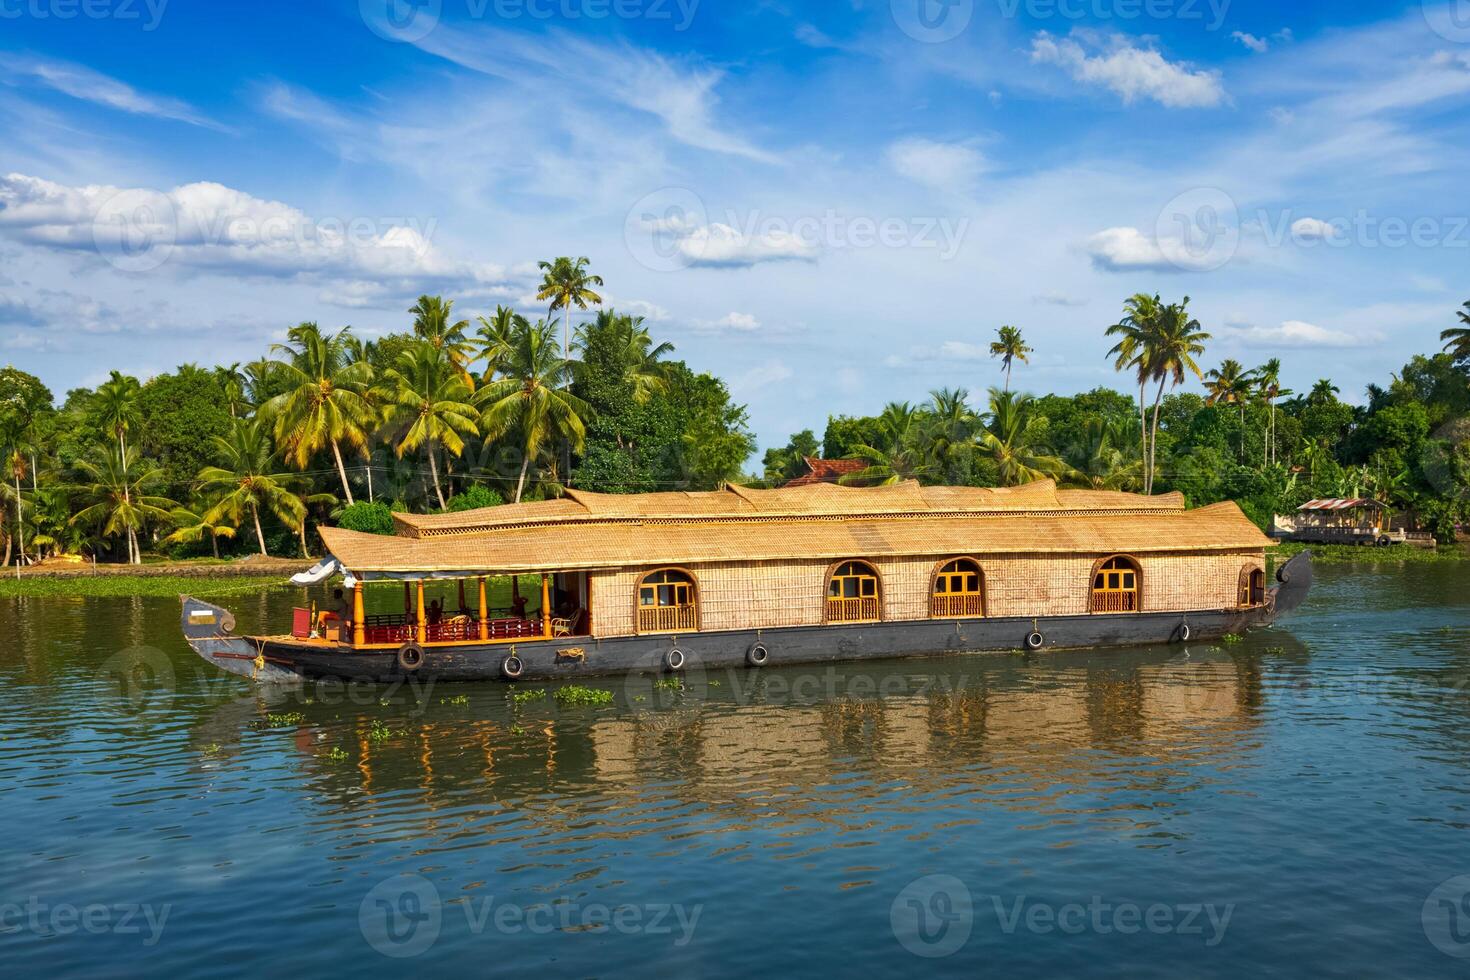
[1,0,1468,454]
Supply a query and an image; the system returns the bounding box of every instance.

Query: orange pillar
[541,573,552,639]
[415,580,427,644]
[477,577,488,641]
[352,584,365,648]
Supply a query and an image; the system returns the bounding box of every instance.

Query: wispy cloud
[0,55,229,131]
[885,138,987,193]
[1029,32,1227,108]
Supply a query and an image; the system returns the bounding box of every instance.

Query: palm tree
[1106,293,1163,471]
[925,387,977,482]
[262,322,377,505]
[1256,358,1288,466]
[89,371,143,561]
[4,447,27,565]
[408,295,476,384]
[537,256,604,361]
[1063,417,1143,491]
[71,446,176,564]
[575,310,677,404]
[475,319,588,503]
[1204,359,1257,461]
[989,325,1033,392]
[976,388,1072,486]
[380,343,479,510]
[1143,298,1210,493]
[1441,301,1470,364]
[164,505,237,560]
[476,305,527,382]
[1308,379,1340,405]
[195,420,308,557]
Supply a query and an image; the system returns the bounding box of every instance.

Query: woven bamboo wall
[589,551,1265,638]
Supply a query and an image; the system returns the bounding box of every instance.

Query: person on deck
[427,599,444,625]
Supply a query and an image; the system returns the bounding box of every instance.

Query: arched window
[636,568,698,633]
[1238,565,1266,607]
[827,561,882,623]
[931,558,985,618]
[1090,556,1141,613]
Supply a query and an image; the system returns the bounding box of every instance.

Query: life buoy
[396,642,425,672]
[665,648,686,672]
[501,655,525,680]
[746,643,769,667]
[1025,631,1044,651]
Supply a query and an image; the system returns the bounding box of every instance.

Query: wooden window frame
[824,560,883,624]
[1088,554,1142,613]
[929,557,987,619]
[1237,564,1266,608]
[634,567,700,634]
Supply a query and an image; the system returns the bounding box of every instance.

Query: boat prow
[180,595,303,684]
[1269,550,1313,617]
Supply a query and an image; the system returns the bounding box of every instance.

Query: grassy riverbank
[1268,541,1470,564]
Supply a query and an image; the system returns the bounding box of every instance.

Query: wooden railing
[826,596,880,623]
[638,605,698,634]
[931,594,985,618]
[1091,591,1138,613]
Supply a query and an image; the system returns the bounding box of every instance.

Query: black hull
[181,551,1311,684]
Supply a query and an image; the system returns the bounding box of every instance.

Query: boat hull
[180,551,1311,684]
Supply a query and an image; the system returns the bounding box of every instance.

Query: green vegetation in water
[201,743,222,756]
[439,695,470,706]
[509,724,526,736]
[1269,542,1470,564]
[1220,634,1243,645]
[652,678,683,691]
[265,711,305,726]
[512,689,546,706]
[0,574,298,600]
[324,746,349,763]
[367,720,407,742]
[554,685,614,707]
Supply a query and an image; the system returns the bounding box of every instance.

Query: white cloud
[411,25,778,163]
[1226,319,1374,348]
[1231,32,1270,54]
[638,212,818,269]
[1083,226,1227,273]
[1289,217,1339,241]
[885,138,987,192]
[0,55,227,131]
[0,173,511,305]
[732,359,794,392]
[1029,33,1227,108]
[694,311,761,332]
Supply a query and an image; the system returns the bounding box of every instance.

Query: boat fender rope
[396,642,425,672]
[1178,621,1191,643]
[665,648,686,672]
[746,643,769,667]
[1025,631,1045,651]
[502,650,525,680]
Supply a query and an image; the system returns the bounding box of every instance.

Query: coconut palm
[164,505,237,560]
[575,310,676,404]
[976,388,1072,486]
[380,342,479,510]
[536,256,604,360]
[1256,358,1289,466]
[4,447,27,564]
[1205,359,1257,461]
[195,420,307,557]
[408,295,476,384]
[989,325,1033,392]
[925,387,978,482]
[1142,299,1210,493]
[1063,417,1143,491]
[475,319,588,503]
[1308,379,1340,405]
[89,371,143,561]
[70,446,176,564]
[262,322,377,505]
[1441,301,1470,364]
[475,305,527,382]
[1106,293,1163,469]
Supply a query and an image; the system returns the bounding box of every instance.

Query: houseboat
[180,480,1312,683]
[1274,498,1408,546]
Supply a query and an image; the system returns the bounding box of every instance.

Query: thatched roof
[320,481,1267,577]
